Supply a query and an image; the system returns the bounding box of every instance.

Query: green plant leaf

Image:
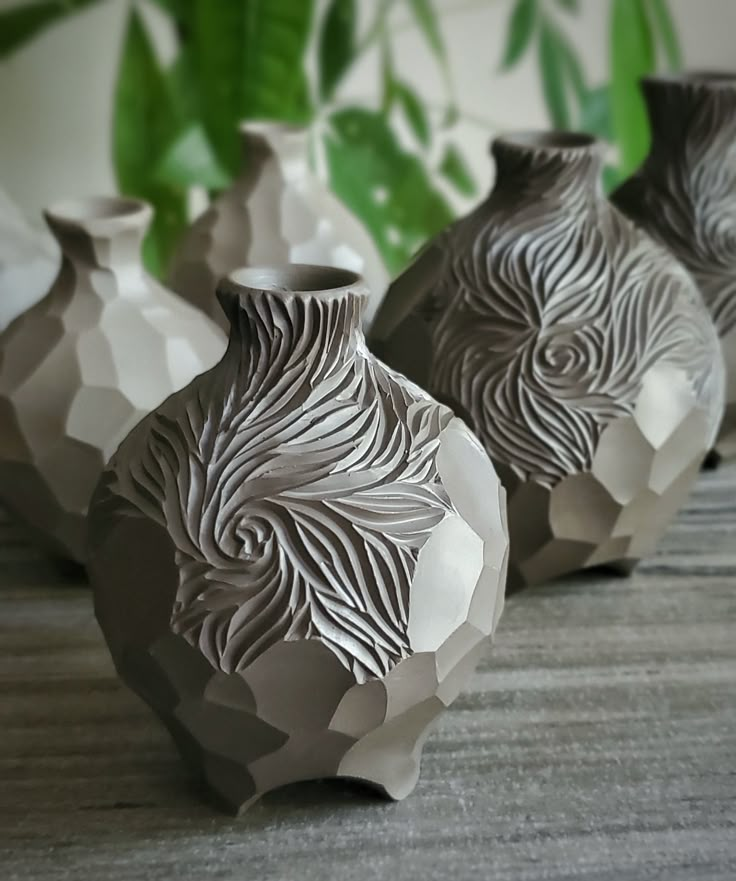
[406,0,447,70]
[114,7,187,275]
[319,0,356,101]
[394,81,430,147]
[324,107,453,273]
[0,0,101,59]
[499,0,537,71]
[644,0,682,69]
[537,16,571,128]
[579,85,613,140]
[610,0,655,174]
[603,164,623,192]
[154,123,230,190]
[191,0,315,174]
[439,144,476,197]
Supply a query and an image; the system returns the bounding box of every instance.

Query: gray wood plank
[1,466,734,881]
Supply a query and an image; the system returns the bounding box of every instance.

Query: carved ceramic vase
[0,196,225,563]
[613,73,736,458]
[370,132,724,590]
[0,187,59,333]
[87,264,508,814]
[168,122,389,330]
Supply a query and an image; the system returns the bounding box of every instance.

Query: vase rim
[44,195,152,235]
[642,70,736,88]
[492,130,600,154]
[220,264,369,301]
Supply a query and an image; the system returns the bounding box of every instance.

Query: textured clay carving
[0,187,59,333]
[88,264,508,814]
[370,132,724,589]
[168,122,390,331]
[0,196,225,562]
[613,73,736,458]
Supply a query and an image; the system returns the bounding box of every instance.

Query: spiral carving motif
[97,289,455,683]
[429,163,718,487]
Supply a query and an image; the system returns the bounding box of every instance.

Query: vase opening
[44,196,151,235]
[643,70,736,88]
[494,131,598,152]
[239,120,308,139]
[222,264,367,301]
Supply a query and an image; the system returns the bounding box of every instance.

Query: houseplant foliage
[1,0,682,275]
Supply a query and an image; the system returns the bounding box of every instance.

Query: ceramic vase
[371,131,724,590]
[0,188,59,333]
[87,264,508,814]
[0,196,226,563]
[613,72,736,459]
[168,122,389,330]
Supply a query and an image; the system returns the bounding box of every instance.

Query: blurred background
[1,0,735,276]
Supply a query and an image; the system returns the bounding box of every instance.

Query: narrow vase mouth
[643,70,736,89]
[44,196,152,234]
[238,120,309,141]
[220,264,368,302]
[493,130,600,154]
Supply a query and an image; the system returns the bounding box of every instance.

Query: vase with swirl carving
[613,73,736,459]
[0,196,226,563]
[370,131,724,590]
[87,264,508,814]
[168,121,389,331]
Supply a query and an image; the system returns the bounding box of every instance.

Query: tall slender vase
[0,196,225,562]
[87,264,508,813]
[168,122,389,330]
[613,72,736,458]
[371,131,724,589]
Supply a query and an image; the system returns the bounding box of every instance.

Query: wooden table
[1,465,735,881]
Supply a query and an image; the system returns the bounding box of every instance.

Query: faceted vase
[168,122,389,330]
[371,132,725,590]
[613,72,736,459]
[0,197,225,563]
[87,264,508,814]
[0,187,59,333]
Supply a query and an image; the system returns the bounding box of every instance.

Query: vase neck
[642,73,736,160]
[217,265,367,363]
[43,196,151,272]
[490,132,604,205]
[238,122,309,183]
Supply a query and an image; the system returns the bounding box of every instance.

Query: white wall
[0,0,734,223]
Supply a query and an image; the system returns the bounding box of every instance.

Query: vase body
[613,73,736,458]
[0,188,59,333]
[371,132,724,590]
[0,196,226,563]
[88,264,508,814]
[168,122,389,331]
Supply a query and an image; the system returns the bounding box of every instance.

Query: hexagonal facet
[88,265,508,813]
[0,196,226,562]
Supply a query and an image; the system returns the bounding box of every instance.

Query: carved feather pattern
[428,145,719,486]
[99,289,454,682]
[614,78,736,335]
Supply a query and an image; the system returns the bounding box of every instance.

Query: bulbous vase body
[613,73,736,458]
[0,188,59,333]
[371,132,724,590]
[168,122,389,330]
[87,265,508,814]
[0,197,226,562]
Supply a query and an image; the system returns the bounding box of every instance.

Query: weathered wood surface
[1,465,735,881]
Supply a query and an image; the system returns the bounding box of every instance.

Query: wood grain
[1,465,735,881]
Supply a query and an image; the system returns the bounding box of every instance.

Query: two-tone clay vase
[613,73,736,459]
[0,187,59,333]
[0,196,225,563]
[371,131,724,590]
[87,264,508,813]
[168,122,389,330]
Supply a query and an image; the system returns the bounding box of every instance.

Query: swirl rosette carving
[95,284,456,683]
